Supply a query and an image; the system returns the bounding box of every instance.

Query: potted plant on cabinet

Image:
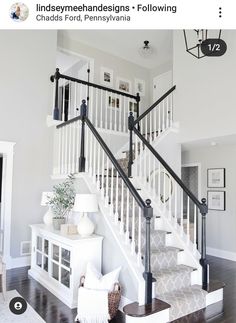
[47,175,76,230]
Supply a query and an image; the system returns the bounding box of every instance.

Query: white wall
[182,144,236,260]
[0,31,57,260]
[173,30,236,143]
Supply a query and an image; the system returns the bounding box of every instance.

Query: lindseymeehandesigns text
[35,3,177,22]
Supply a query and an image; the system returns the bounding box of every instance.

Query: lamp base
[77,213,95,237]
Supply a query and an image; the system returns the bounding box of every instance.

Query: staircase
[50,69,224,322]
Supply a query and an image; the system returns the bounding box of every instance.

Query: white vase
[77,213,95,237]
[43,207,53,226]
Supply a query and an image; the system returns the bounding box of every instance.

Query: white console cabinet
[28,224,103,308]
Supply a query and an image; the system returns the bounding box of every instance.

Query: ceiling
[182,133,236,151]
[58,30,173,69]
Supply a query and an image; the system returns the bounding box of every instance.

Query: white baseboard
[8,255,31,269]
[207,246,236,262]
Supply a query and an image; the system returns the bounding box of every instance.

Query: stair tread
[153,264,194,277]
[158,285,208,320]
[150,246,181,254]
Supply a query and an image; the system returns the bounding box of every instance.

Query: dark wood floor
[2,255,236,323]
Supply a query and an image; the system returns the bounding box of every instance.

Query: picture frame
[207,191,226,211]
[134,78,145,96]
[116,77,131,93]
[108,95,120,109]
[100,67,113,87]
[207,168,225,188]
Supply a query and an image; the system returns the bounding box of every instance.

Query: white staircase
[50,70,224,322]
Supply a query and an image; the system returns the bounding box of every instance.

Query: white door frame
[0,141,15,267]
[182,162,202,201]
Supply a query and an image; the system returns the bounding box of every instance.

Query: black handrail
[133,85,176,126]
[51,68,138,100]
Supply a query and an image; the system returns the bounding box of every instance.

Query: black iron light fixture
[183,30,223,59]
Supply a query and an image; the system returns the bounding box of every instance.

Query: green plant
[47,175,76,219]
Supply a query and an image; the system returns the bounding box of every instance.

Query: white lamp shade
[73,194,99,213]
[41,192,53,206]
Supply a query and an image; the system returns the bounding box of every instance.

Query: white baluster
[152,155,156,197]
[68,124,72,173]
[149,111,153,142]
[101,149,105,198]
[180,190,184,234]
[168,173,172,219]
[89,128,93,176]
[148,150,151,191]
[95,88,98,127]
[154,108,157,140]
[134,134,138,177]
[71,122,76,173]
[69,82,72,120]
[125,188,130,244]
[137,207,142,266]
[123,97,127,132]
[170,92,173,127]
[62,84,66,121]
[158,162,161,204]
[145,117,148,141]
[64,126,68,174]
[105,91,108,130]
[100,91,103,129]
[131,197,136,254]
[114,94,117,131]
[85,122,89,173]
[120,181,124,234]
[110,93,113,130]
[61,127,65,174]
[162,101,165,132]
[58,128,62,175]
[74,82,77,119]
[187,196,190,242]
[194,204,197,248]
[114,172,119,224]
[163,168,166,208]
[93,137,97,183]
[158,104,161,135]
[119,95,122,132]
[174,182,178,221]
[105,156,109,205]
[96,143,101,190]
[110,165,114,215]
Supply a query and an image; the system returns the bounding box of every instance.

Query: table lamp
[73,194,99,237]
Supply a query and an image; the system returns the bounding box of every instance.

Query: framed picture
[117,77,131,93]
[134,78,145,96]
[100,67,113,87]
[208,191,225,211]
[108,96,119,109]
[207,168,225,188]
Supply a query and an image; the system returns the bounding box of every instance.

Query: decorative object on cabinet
[47,174,76,230]
[207,168,225,188]
[28,224,103,308]
[73,194,99,237]
[41,192,54,226]
[60,224,78,235]
[208,190,226,211]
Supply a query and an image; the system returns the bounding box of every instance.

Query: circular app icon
[9,3,29,22]
[9,297,27,315]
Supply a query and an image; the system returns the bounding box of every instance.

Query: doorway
[181,163,201,246]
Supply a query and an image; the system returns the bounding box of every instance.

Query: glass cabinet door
[61,248,70,268]
[52,244,59,262]
[61,267,70,288]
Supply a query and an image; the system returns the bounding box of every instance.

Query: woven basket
[79,275,121,320]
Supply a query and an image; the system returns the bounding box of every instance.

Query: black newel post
[136,93,140,131]
[128,112,134,178]
[199,198,209,290]
[143,199,153,304]
[50,68,60,120]
[79,100,87,172]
